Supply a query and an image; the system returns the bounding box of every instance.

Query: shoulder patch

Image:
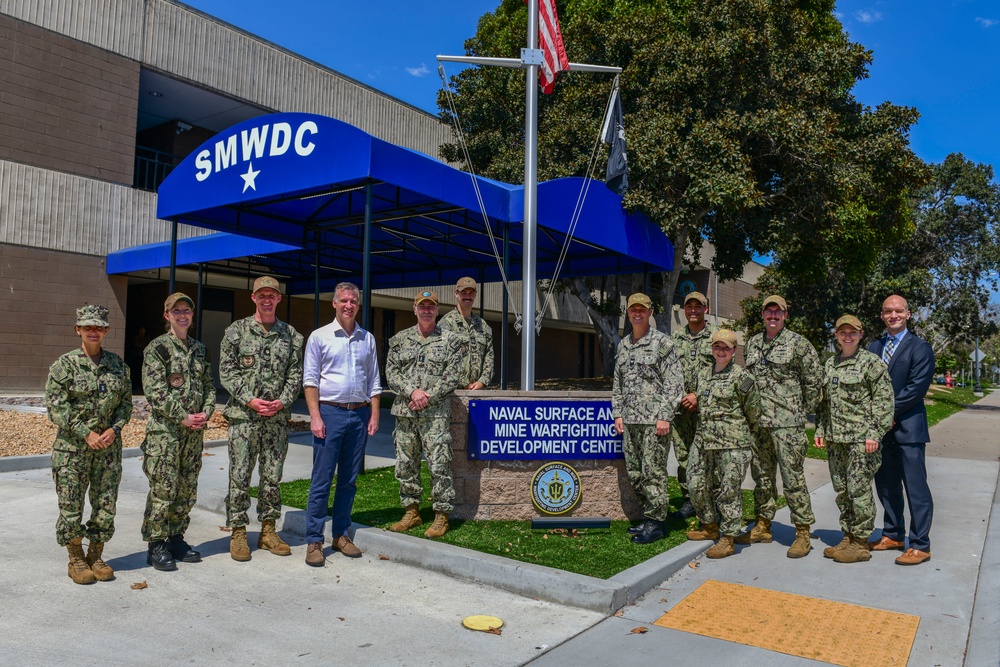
[154,344,170,364]
[739,378,755,393]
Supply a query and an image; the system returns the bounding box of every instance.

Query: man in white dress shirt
[302,282,382,566]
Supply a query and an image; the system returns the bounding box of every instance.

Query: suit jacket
[868,331,935,443]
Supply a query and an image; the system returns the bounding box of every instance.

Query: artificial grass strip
[654,580,919,667]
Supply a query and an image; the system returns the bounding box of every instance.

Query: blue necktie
[882,336,896,364]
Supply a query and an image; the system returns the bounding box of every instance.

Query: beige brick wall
[0,13,138,184]
[0,244,127,390]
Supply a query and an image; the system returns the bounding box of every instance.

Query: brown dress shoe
[305,542,325,567]
[895,548,931,566]
[868,535,905,551]
[332,535,362,558]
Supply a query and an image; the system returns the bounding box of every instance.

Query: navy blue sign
[467,400,623,460]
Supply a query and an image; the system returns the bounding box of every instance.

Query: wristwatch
[112,425,122,435]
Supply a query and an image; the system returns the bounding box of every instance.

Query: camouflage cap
[762,294,788,311]
[626,293,652,310]
[164,292,195,311]
[684,291,708,306]
[835,314,863,331]
[253,276,282,294]
[455,276,478,291]
[710,329,738,348]
[413,289,439,306]
[76,304,110,328]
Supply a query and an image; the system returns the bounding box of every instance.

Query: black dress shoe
[631,520,666,544]
[147,540,178,571]
[672,500,696,520]
[169,535,202,563]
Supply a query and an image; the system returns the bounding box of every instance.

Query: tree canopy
[740,153,1000,352]
[439,0,926,371]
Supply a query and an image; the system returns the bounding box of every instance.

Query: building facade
[0,0,756,391]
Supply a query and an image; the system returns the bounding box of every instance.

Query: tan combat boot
[735,517,772,544]
[787,524,812,558]
[424,512,449,538]
[706,535,736,559]
[258,519,292,556]
[230,526,251,561]
[685,522,720,541]
[832,535,871,563]
[85,540,114,581]
[389,504,423,532]
[824,534,851,559]
[67,537,96,585]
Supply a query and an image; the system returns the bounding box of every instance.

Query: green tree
[440,0,924,371]
[743,154,1000,353]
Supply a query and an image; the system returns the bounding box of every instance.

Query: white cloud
[405,63,431,77]
[976,17,998,28]
[854,10,883,24]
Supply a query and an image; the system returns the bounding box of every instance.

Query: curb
[280,508,708,614]
[966,469,1000,667]
[0,439,229,473]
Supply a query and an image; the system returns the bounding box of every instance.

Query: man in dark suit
[867,295,936,565]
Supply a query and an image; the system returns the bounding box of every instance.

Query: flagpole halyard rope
[439,63,523,332]
[536,75,620,331]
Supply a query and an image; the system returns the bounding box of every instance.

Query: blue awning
[111,113,672,291]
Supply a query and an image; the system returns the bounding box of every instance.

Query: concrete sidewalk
[1,390,997,665]
[530,388,1000,667]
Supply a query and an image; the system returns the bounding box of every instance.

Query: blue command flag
[602,87,628,196]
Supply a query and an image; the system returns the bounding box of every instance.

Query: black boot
[147,540,178,571]
[672,499,696,520]
[627,520,655,536]
[169,535,201,563]
[631,520,666,544]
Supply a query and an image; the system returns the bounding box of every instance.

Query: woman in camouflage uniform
[814,315,894,563]
[45,304,133,584]
[684,329,760,559]
[141,292,216,571]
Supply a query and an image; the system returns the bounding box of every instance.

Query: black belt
[320,400,370,410]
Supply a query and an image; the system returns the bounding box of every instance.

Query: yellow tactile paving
[654,579,919,667]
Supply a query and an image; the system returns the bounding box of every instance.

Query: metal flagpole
[522,0,540,390]
[437,6,620,390]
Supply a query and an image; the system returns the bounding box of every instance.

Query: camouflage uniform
[439,308,494,388]
[386,325,464,512]
[687,363,760,536]
[45,349,132,546]
[611,329,684,521]
[744,328,822,525]
[219,317,304,528]
[671,322,717,495]
[815,349,894,540]
[141,333,216,542]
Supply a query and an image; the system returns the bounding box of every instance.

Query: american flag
[538,0,570,94]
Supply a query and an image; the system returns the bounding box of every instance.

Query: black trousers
[874,436,933,552]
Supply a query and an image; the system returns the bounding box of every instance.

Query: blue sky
[182,0,999,170]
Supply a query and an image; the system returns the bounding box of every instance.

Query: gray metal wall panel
[143,0,450,157]
[0,0,146,60]
[0,159,211,256]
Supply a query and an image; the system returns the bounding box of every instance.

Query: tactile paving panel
[654,579,919,667]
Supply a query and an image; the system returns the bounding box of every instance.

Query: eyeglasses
[169,309,193,317]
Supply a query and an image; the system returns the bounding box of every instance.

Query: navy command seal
[741,294,822,558]
[670,290,717,519]
[220,276,304,562]
[141,292,216,572]
[386,290,464,538]
[45,304,133,584]
[438,276,494,390]
[684,329,760,559]
[814,315,894,564]
[303,282,382,566]
[612,293,685,545]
